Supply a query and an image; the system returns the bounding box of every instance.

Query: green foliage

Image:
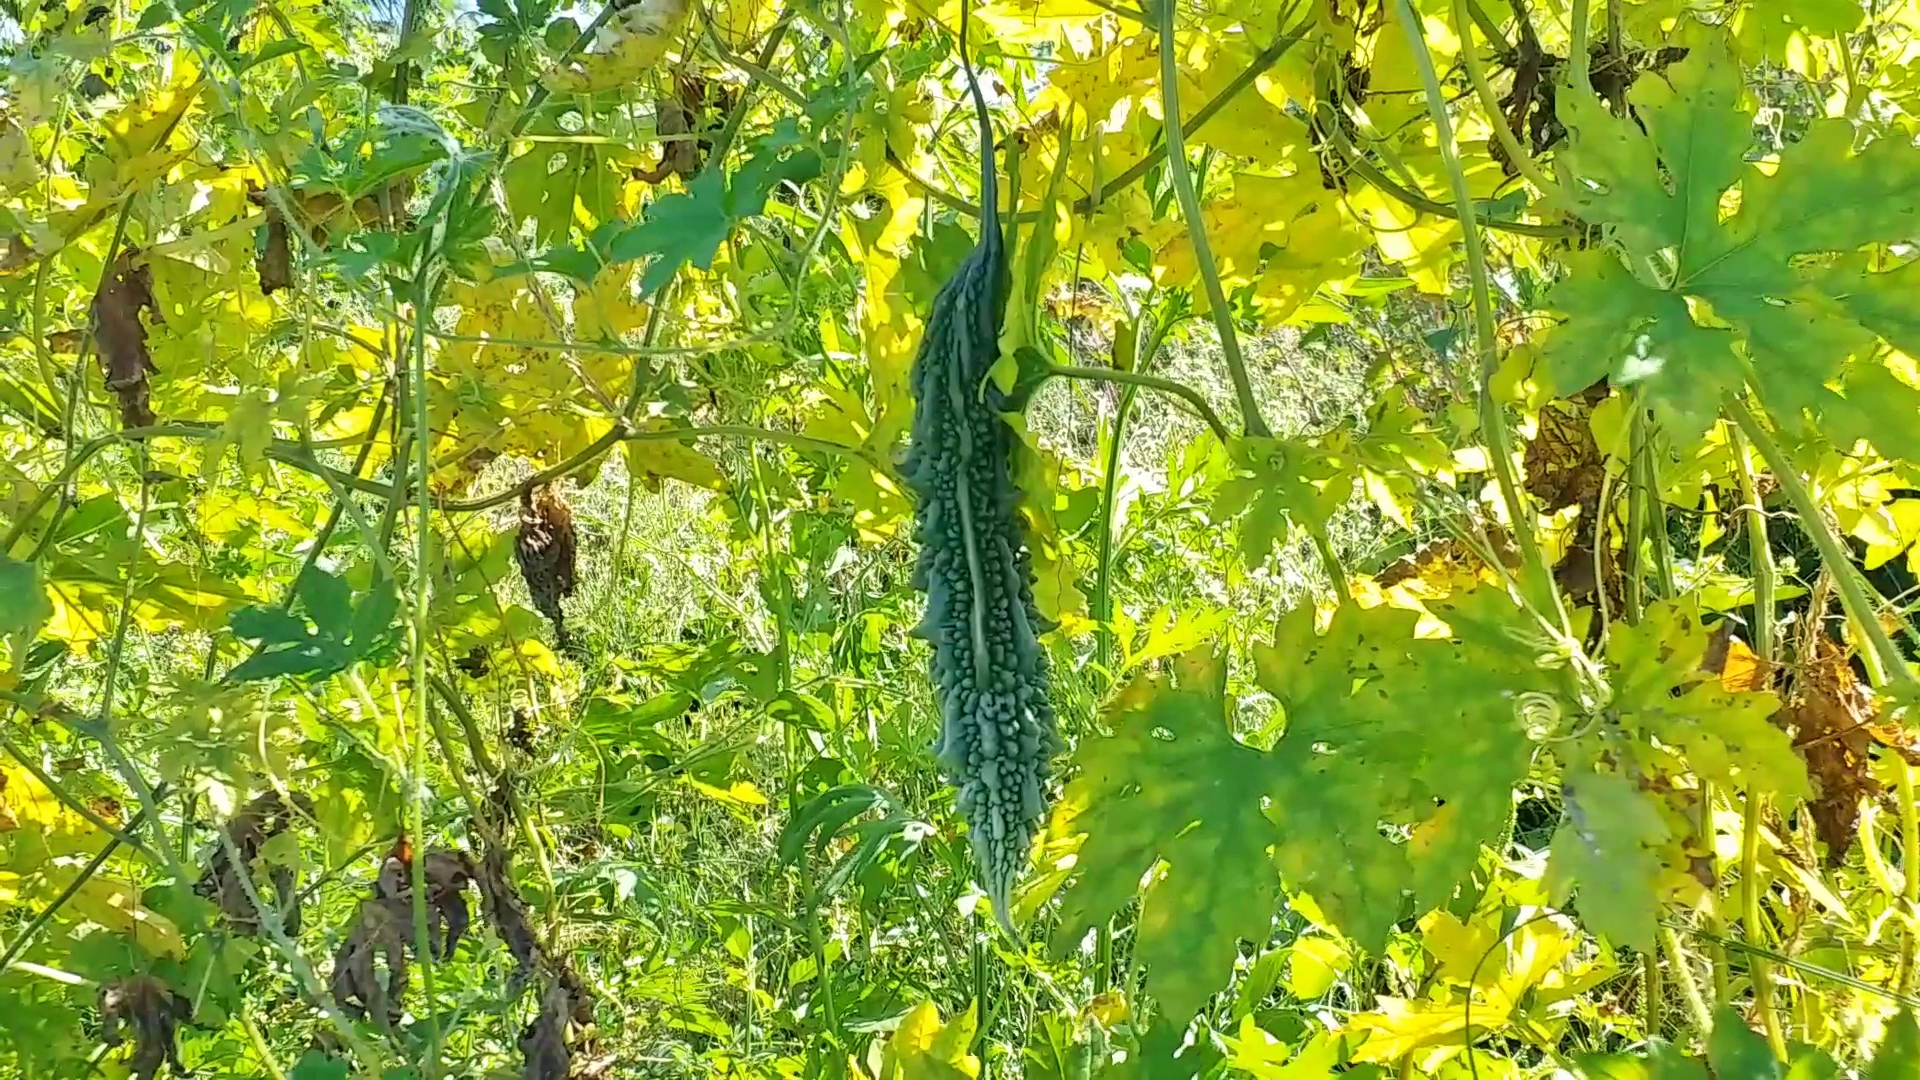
[226,568,400,683]
[7,0,1920,1075]
[1548,37,1920,451]
[1051,645,1280,1024]
[1547,769,1670,953]
[0,554,49,636]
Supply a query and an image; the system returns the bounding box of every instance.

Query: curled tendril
[1514,690,1564,739]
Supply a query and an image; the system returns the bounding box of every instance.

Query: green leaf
[1574,1054,1650,1080]
[503,139,624,247]
[1547,770,1669,951]
[1607,602,1805,805]
[604,129,822,297]
[1259,598,1536,948]
[1709,1006,1781,1080]
[289,1051,352,1080]
[1209,437,1351,571]
[610,170,732,296]
[0,555,50,637]
[1868,1011,1920,1080]
[1051,645,1281,1024]
[226,568,401,683]
[1547,32,1920,451]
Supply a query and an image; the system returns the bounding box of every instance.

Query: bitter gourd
[902,13,1057,932]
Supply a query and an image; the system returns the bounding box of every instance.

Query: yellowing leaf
[1286,935,1349,998]
[1348,995,1478,1067]
[543,0,690,94]
[687,779,768,808]
[198,389,274,480]
[1419,909,1501,985]
[624,423,728,491]
[68,877,188,959]
[877,1001,980,1080]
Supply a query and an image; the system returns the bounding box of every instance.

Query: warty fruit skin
[901,127,1056,932]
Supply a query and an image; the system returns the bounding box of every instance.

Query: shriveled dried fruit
[256,204,293,294]
[421,849,477,960]
[98,975,191,1080]
[197,790,313,935]
[632,74,732,185]
[507,707,536,754]
[93,249,158,429]
[1522,389,1615,607]
[515,485,577,649]
[520,977,580,1080]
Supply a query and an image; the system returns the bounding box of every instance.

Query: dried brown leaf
[476,842,539,988]
[197,791,313,935]
[422,849,476,960]
[330,891,410,1028]
[1780,637,1880,863]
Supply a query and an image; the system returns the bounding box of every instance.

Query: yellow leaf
[1348,994,1486,1067]
[543,0,690,94]
[1086,990,1129,1027]
[711,0,780,48]
[877,1001,979,1080]
[68,877,188,959]
[624,422,728,492]
[687,779,768,808]
[1287,935,1349,998]
[1418,909,1502,985]
[198,389,274,480]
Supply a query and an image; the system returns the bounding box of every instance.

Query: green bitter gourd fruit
[903,14,1057,933]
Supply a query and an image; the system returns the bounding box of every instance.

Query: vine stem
[1900,761,1920,997]
[1156,0,1270,438]
[408,261,445,1076]
[1323,125,1571,238]
[1310,526,1353,604]
[1450,0,1562,201]
[1048,364,1230,442]
[1659,922,1716,1038]
[1730,423,1787,1055]
[1724,397,1915,692]
[1569,0,1593,91]
[1091,372,1134,1000]
[1392,0,1564,628]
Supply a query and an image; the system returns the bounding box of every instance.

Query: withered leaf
[475,842,539,989]
[1780,637,1880,863]
[330,889,411,1028]
[422,849,476,960]
[197,791,313,936]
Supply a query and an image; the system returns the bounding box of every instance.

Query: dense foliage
[7,0,1920,1077]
